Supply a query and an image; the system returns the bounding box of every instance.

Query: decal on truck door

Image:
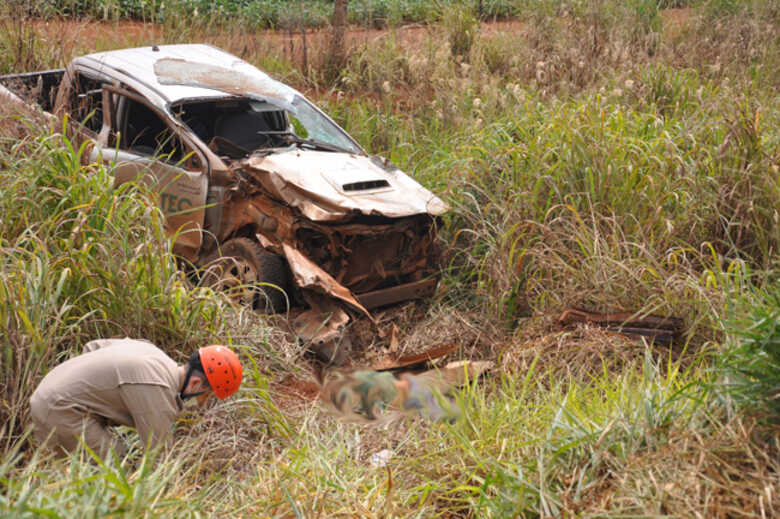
[95,85,208,261]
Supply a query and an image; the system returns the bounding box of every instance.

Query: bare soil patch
[39,9,691,53]
[32,17,527,55]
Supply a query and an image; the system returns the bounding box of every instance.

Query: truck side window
[72,74,105,133]
[117,98,185,165]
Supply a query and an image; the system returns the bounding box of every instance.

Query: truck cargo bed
[0,69,65,112]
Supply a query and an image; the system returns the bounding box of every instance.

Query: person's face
[185,374,214,405]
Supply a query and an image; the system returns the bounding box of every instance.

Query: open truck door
[91,85,208,261]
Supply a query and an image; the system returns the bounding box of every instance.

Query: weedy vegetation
[0,0,778,517]
[16,0,527,29]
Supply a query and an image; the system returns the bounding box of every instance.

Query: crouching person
[30,338,242,458]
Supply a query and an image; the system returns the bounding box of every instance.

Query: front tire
[201,237,289,313]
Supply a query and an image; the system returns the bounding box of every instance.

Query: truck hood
[242,149,449,222]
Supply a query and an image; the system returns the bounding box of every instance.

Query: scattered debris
[370,449,394,468]
[372,342,458,371]
[558,308,684,345]
[435,360,494,385]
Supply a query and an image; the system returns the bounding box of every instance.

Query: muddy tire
[201,238,289,313]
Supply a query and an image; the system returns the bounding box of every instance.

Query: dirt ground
[34,18,523,50]
[27,8,692,64]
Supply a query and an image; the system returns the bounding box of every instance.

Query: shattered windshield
[175,96,364,158]
[288,96,362,155]
[155,57,363,155]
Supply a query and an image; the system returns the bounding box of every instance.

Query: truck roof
[74,44,296,108]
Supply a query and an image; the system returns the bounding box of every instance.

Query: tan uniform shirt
[30,338,183,454]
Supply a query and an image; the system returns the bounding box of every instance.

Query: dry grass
[502,320,661,380]
[571,416,780,517]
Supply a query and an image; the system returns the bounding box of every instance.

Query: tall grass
[331,68,777,333]
[3,352,776,516]
[197,354,770,517]
[0,116,242,448]
[0,1,778,516]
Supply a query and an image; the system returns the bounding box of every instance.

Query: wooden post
[328,0,348,78]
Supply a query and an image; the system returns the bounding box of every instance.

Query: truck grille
[295,214,438,293]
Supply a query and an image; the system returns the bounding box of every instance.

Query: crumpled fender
[282,243,373,320]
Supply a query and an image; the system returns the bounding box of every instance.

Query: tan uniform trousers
[30,383,164,458]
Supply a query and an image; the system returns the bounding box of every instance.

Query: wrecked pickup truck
[0,44,448,355]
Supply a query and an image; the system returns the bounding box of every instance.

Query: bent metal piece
[356,278,438,310]
[293,293,350,346]
[282,243,372,319]
[558,308,684,345]
[373,342,458,371]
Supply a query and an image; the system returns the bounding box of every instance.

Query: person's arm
[118,384,179,451]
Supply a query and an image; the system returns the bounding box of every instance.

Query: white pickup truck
[0,44,448,357]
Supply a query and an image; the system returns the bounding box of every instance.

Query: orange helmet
[199,345,243,399]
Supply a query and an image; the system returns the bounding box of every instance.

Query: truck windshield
[288,96,362,155]
[174,96,364,158]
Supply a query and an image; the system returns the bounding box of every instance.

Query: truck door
[93,85,208,262]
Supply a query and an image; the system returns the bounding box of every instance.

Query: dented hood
[243,149,449,221]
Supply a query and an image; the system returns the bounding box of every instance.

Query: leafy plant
[718,287,780,418]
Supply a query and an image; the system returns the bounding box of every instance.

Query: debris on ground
[372,342,458,371]
[370,449,394,468]
[558,308,684,345]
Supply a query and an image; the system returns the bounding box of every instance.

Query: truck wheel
[202,237,289,313]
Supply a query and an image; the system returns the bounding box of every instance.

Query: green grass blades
[716,284,780,419]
